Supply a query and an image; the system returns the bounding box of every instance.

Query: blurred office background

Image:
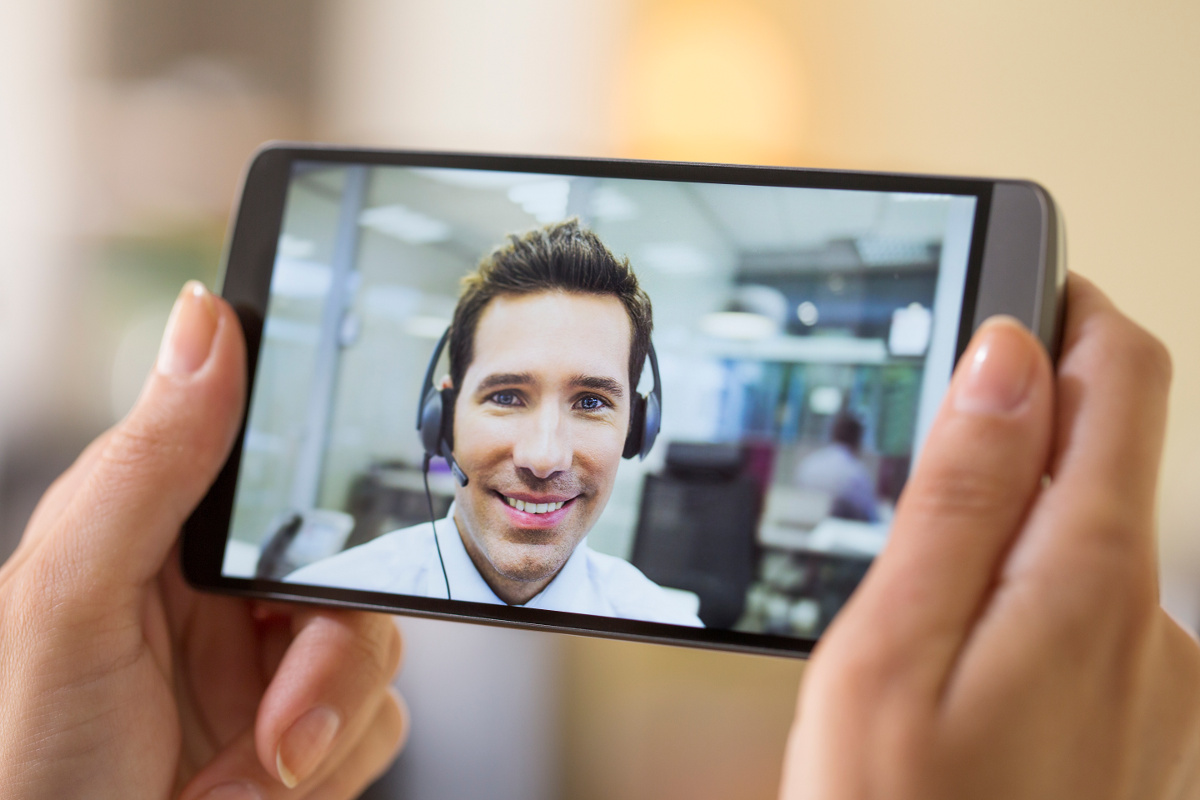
[1,1,1197,798]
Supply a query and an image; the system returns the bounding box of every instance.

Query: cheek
[573,425,627,482]
[453,414,511,468]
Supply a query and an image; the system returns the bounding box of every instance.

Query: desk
[747,517,887,636]
[759,516,889,557]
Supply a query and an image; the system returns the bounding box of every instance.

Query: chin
[491,554,561,584]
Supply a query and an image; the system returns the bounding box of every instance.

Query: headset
[415,327,663,599]
[416,328,470,488]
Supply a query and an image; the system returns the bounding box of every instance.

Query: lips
[493,490,577,528]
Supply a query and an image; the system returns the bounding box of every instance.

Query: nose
[511,401,572,480]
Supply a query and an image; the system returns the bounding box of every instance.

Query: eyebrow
[474,372,625,399]
[475,372,535,393]
[569,374,625,399]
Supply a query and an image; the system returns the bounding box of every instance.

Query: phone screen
[220,160,980,644]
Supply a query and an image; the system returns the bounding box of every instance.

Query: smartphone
[183,144,1064,658]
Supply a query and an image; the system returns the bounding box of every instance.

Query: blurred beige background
[1,1,1196,798]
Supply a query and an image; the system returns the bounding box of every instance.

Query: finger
[48,281,246,590]
[294,689,408,800]
[178,689,407,800]
[932,279,1176,777]
[255,609,403,789]
[1017,274,1170,575]
[958,275,1172,672]
[826,317,1054,687]
[157,556,271,749]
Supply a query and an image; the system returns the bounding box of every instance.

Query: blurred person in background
[3,272,1199,800]
[795,410,879,523]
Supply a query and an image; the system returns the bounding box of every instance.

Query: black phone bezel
[182,143,1048,659]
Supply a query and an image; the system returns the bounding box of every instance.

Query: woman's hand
[782,274,1200,799]
[0,282,407,799]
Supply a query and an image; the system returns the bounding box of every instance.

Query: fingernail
[198,782,263,800]
[276,705,341,788]
[954,316,1036,415]
[157,280,218,376]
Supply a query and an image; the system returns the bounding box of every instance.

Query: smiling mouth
[499,494,570,515]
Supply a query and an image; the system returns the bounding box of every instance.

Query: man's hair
[831,412,865,453]
[448,218,653,394]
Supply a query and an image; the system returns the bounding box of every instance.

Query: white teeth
[504,496,565,514]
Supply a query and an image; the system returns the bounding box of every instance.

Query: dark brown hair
[831,412,865,453]
[448,218,653,393]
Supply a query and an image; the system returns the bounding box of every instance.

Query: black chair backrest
[630,445,762,628]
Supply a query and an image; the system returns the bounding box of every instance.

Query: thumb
[55,281,246,589]
[820,316,1054,689]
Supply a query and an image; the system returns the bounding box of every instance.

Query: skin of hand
[0,282,408,800]
[781,273,1200,799]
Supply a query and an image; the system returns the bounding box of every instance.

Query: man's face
[450,290,632,603]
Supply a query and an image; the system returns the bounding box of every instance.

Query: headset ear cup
[440,388,457,451]
[419,387,444,457]
[641,390,661,459]
[623,395,646,459]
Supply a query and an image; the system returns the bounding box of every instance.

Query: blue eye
[490,391,521,406]
[578,395,607,411]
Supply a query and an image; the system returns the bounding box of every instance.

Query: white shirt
[285,504,703,627]
[795,443,879,522]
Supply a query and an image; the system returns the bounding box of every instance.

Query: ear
[438,374,453,390]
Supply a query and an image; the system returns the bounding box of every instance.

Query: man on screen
[287,219,702,627]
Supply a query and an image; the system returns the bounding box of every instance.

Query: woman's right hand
[782,274,1200,800]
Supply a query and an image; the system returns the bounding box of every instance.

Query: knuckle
[815,627,901,700]
[1001,577,1102,674]
[101,420,178,474]
[1071,500,1156,586]
[1131,327,1173,387]
[904,462,1011,521]
[1113,321,1172,387]
[1035,567,1155,665]
[297,610,393,688]
[367,614,401,673]
[1085,310,1173,391]
[1021,511,1158,655]
[338,613,399,685]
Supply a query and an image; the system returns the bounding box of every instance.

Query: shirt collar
[433,502,505,605]
[525,536,593,611]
